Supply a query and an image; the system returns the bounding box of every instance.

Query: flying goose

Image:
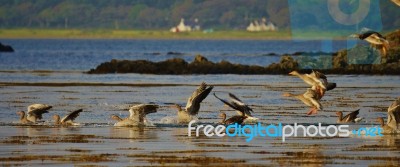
[25,104,52,123]
[336,109,363,123]
[174,82,214,123]
[283,88,322,115]
[349,30,390,57]
[112,104,158,126]
[289,71,327,90]
[53,109,83,126]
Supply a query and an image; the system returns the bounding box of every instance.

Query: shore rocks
[88,31,400,75]
[0,42,14,52]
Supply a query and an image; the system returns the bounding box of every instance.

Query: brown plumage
[175,82,213,123]
[377,117,396,134]
[53,109,83,126]
[16,111,33,124]
[219,112,247,125]
[26,104,52,123]
[336,109,362,123]
[283,88,322,115]
[110,114,125,122]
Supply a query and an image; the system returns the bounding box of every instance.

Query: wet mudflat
[0,74,399,166]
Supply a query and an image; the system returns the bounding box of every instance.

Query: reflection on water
[0,73,400,165]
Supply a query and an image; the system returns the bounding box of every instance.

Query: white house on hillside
[247,18,277,32]
[170,18,192,33]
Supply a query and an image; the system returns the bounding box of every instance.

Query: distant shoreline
[0,28,372,40]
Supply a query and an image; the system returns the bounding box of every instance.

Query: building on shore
[247,18,277,32]
[170,18,193,33]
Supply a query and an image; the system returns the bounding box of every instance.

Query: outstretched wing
[229,93,253,116]
[186,82,207,108]
[129,104,158,118]
[185,82,213,115]
[27,104,52,120]
[61,109,83,123]
[214,93,252,116]
[311,70,327,80]
[342,109,360,122]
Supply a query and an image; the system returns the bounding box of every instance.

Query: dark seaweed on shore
[87,31,400,75]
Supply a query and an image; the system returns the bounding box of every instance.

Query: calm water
[0,39,399,166]
[0,39,349,71]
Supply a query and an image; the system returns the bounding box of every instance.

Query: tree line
[0,0,398,30]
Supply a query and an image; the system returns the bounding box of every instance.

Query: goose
[283,88,322,115]
[219,112,247,125]
[336,109,363,123]
[16,111,33,124]
[387,97,400,130]
[213,92,258,123]
[289,71,327,90]
[290,70,336,99]
[112,104,158,126]
[376,117,396,134]
[24,104,52,123]
[111,114,138,127]
[53,109,83,126]
[349,30,390,57]
[174,82,213,123]
[373,98,400,134]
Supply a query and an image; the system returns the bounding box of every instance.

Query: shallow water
[0,39,399,166]
[0,73,399,166]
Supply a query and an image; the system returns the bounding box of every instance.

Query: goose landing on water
[214,92,259,123]
[173,82,213,124]
[16,104,52,124]
[53,109,83,126]
[336,109,363,123]
[111,104,158,126]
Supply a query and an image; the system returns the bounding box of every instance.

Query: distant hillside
[0,0,399,30]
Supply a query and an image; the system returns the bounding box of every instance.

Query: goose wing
[214,93,241,111]
[229,93,253,116]
[185,82,213,115]
[27,104,52,119]
[129,104,158,118]
[304,89,322,109]
[311,70,327,80]
[61,109,83,123]
[359,31,379,40]
[342,109,360,122]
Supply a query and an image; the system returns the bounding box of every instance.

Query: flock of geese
[15,70,400,134]
[12,25,400,133]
